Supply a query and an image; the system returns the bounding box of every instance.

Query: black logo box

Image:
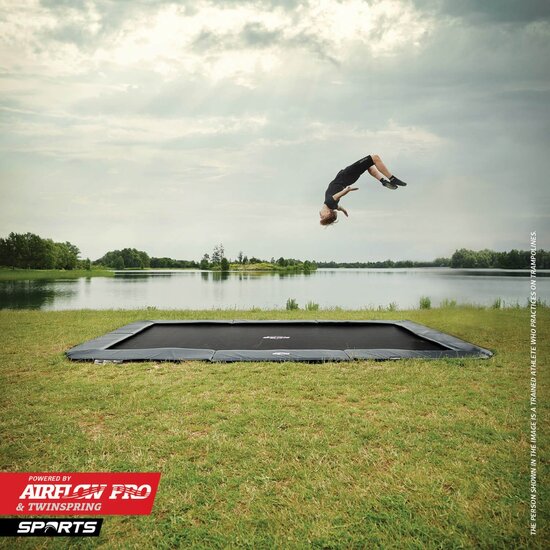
[0,518,103,537]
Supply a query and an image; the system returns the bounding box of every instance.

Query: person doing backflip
[319,154,407,226]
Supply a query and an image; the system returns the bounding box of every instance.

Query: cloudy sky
[1,0,549,262]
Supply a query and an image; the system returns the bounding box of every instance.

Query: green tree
[97,248,149,269]
[506,249,523,269]
[55,241,80,269]
[113,256,125,270]
[200,254,210,270]
[0,235,15,267]
[211,244,225,266]
[451,248,477,268]
[433,257,451,267]
[0,232,79,269]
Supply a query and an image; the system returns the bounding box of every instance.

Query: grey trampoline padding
[66,320,493,362]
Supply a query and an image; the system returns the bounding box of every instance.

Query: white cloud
[0,0,432,84]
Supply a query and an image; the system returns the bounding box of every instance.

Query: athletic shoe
[390,175,407,187]
[381,179,398,190]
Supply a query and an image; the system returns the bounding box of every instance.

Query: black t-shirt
[324,176,345,210]
[323,155,374,210]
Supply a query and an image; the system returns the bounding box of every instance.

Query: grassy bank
[0,307,548,548]
[0,268,114,281]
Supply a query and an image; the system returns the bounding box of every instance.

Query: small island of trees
[96,243,317,273]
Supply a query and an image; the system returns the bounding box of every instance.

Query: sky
[1,0,549,262]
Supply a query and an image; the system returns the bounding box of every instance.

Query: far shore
[1,265,547,281]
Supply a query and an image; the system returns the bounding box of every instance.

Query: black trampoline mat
[110,322,448,351]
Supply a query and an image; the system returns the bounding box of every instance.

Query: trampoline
[66,320,493,362]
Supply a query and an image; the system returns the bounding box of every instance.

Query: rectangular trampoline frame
[66,320,493,362]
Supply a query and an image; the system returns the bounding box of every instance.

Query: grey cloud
[40,0,300,19]
[45,23,96,46]
[192,23,338,64]
[39,0,324,61]
[40,0,88,9]
[42,10,550,156]
[414,0,550,23]
[241,22,281,47]
[104,130,263,151]
[39,0,188,49]
[191,22,284,52]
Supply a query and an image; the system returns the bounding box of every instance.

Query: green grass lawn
[0,307,548,549]
[0,269,114,281]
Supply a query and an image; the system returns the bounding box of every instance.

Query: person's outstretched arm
[337,205,349,217]
[332,185,358,202]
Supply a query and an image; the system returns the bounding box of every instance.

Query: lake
[1,268,548,310]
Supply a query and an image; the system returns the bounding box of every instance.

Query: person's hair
[320,210,337,226]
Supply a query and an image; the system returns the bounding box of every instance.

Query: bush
[492,297,502,309]
[286,298,299,310]
[305,301,319,311]
[419,296,431,309]
[387,302,398,312]
[440,298,457,308]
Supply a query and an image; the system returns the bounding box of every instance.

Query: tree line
[95,249,200,270]
[96,244,316,272]
[317,249,549,269]
[449,248,550,269]
[317,258,451,268]
[1,232,547,270]
[0,232,84,270]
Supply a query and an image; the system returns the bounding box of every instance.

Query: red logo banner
[0,473,161,515]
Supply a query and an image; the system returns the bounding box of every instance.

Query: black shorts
[333,155,374,185]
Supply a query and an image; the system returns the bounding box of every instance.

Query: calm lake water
[1,268,548,311]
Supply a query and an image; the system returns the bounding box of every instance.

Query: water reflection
[211,271,230,282]
[0,279,77,309]
[115,271,174,280]
[449,269,534,277]
[0,268,548,310]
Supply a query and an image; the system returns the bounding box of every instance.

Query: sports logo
[0,518,102,537]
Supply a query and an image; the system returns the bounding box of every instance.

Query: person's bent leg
[371,154,392,179]
[367,165,384,181]
[372,154,408,187]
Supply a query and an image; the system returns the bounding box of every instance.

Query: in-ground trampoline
[66,320,493,362]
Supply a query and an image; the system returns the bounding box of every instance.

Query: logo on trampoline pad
[262,336,290,339]
[272,352,291,356]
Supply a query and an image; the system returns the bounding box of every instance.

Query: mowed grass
[0,269,114,281]
[0,308,548,549]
